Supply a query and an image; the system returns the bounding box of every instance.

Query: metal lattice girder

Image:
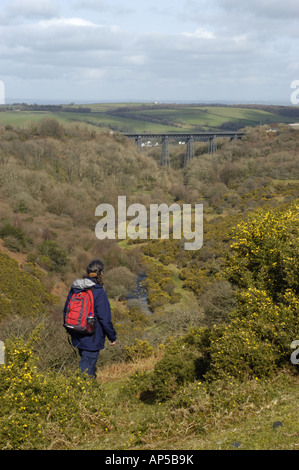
[125,132,245,140]
[208,136,217,154]
[125,132,246,162]
[184,136,194,166]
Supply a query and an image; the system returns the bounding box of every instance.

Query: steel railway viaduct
[124,131,245,166]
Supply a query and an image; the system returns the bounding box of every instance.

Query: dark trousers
[78,349,99,378]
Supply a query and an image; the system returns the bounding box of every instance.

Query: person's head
[86,259,105,285]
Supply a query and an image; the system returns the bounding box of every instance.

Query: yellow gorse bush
[0,252,56,318]
[142,259,181,311]
[226,200,299,300]
[206,202,299,380]
[0,326,111,450]
[206,287,298,380]
[126,201,299,400]
[124,339,154,363]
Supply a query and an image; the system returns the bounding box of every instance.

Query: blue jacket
[63,277,117,351]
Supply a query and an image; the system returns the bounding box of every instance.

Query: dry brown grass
[96,351,163,384]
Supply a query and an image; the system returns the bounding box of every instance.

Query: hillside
[1,102,299,133]
[0,118,298,450]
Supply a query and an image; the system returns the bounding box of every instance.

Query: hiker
[63,259,117,378]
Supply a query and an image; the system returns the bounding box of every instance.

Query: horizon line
[2,98,296,107]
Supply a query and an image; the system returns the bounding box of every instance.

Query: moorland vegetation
[0,116,298,450]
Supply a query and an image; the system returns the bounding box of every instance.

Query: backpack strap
[86,286,96,341]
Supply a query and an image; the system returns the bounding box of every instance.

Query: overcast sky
[1,0,299,104]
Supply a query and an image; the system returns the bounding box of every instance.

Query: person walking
[63,259,117,378]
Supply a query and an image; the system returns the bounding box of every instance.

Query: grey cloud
[1,18,128,53]
[1,1,298,102]
[0,16,285,88]
[74,0,109,9]
[74,0,134,16]
[6,0,60,18]
[217,0,299,19]
[132,32,268,90]
[0,17,133,83]
[183,0,299,41]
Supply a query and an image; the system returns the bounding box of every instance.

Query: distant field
[123,106,293,129]
[1,102,299,133]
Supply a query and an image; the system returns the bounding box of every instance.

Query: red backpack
[64,289,95,335]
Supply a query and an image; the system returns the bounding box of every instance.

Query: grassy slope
[1,103,299,133]
[124,106,293,129]
[93,362,299,451]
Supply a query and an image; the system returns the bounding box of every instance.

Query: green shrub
[26,253,37,264]
[147,288,170,310]
[38,255,55,271]
[0,252,55,318]
[37,118,64,139]
[104,266,136,300]
[0,223,27,249]
[179,266,207,294]
[150,341,199,401]
[125,333,209,403]
[38,241,68,271]
[14,198,29,214]
[143,259,180,311]
[3,236,26,253]
[200,279,236,326]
